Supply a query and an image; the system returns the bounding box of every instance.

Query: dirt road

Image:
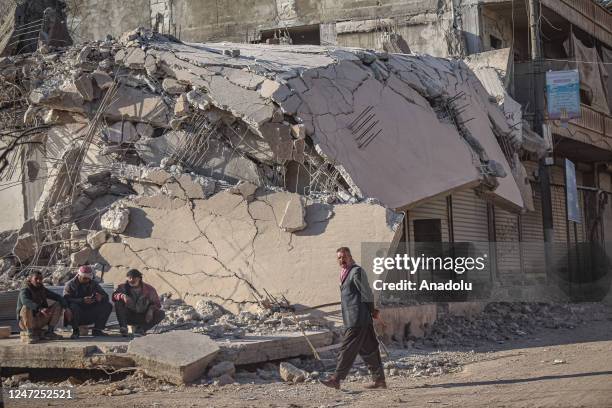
[4,317,612,408]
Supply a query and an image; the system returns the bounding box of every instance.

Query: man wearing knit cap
[112,269,165,336]
[63,265,112,339]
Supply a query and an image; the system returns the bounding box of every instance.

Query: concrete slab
[0,335,134,369]
[127,331,220,384]
[217,330,333,365]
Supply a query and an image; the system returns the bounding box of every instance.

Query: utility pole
[528,0,554,276]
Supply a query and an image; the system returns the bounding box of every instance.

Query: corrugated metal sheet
[451,190,489,242]
[408,195,449,242]
[521,186,546,275]
[495,206,522,279]
[0,283,116,333]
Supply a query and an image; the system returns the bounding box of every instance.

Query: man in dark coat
[16,270,70,343]
[320,247,386,390]
[63,265,112,339]
[112,269,165,336]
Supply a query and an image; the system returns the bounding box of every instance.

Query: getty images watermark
[370,253,488,292]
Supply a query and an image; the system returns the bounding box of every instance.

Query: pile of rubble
[416,302,611,348]
[152,295,329,339]
[0,24,544,314]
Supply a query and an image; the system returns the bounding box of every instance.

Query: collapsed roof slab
[149,40,523,210]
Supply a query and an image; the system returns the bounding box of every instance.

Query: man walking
[112,269,165,336]
[16,270,70,343]
[63,265,112,339]
[320,247,386,390]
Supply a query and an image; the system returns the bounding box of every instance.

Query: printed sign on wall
[546,70,581,121]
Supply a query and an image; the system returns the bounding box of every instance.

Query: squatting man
[17,266,165,342]
[320,247,387,390]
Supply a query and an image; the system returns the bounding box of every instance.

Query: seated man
[112,269,164,336]
[63,265,112,339]
[16,270,70,343]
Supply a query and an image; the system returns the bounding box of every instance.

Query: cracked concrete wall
[65,0,457,53]
[99,190,403,312]
[66,0,151,43]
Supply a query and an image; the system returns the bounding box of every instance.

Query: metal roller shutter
[521,185,546,276]
[451,189,492,283]
[451,190,489,242]
[407,196,449,242]
[494,206,522,282]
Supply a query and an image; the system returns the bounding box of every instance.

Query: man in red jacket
[112,269,165,336]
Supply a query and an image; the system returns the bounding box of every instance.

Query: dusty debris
[279,362,307,383]
[416,302,610,348]
[101,206,130,233]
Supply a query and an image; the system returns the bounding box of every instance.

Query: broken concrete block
[127,331,220,384]
[125,47,146,69]
[215,373,234,386]
[106,85,170,127]
[91,70,113,90]
[290,124,305,139]
[136,122,154,139]
[279,194,306,232]
[162,78,187,95]
[174,93,190,117]
[279,362,306,383]
[12,233,37,262]
[70,246,92,267]
[105,121,139,144]
[73,74,95,102]
[208,361,235,378]
[140,167,172,185]
[259,79,280,99]
[185,89,211,111]
[163,174,216,200]
[144,54,157,76]
[87,230,108,250]
[229,182,258,202]
[101,206,129,233]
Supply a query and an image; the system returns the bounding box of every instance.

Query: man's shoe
[70,330,80,340]
[319,376,340,390]
[22,332,39,344]
[364,379,387,389]
[43,331,63,340]
[92,329,108,337]
[119,327,129,337]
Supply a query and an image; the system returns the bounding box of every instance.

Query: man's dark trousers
[115,301,165,332]
[69,302,112,330]
[335,264,384,381]
[335,324,384,380]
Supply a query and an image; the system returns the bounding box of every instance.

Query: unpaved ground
[5,313,612,408]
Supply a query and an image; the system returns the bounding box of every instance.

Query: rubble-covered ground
[414,301,611,349]
[3,302,611,394]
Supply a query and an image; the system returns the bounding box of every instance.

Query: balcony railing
[541,0,612,46]
[549,104,612,150]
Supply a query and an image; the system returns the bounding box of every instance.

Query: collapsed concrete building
[0,25,541,313]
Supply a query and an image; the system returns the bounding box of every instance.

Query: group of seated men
[16,266,165,343]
